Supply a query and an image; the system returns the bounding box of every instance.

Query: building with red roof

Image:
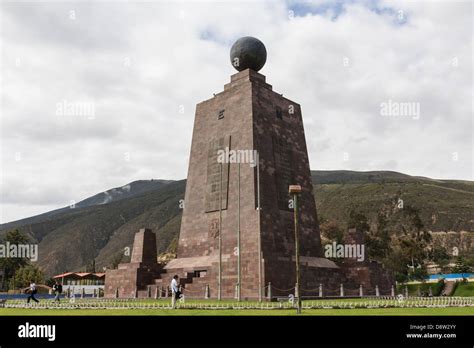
[53,272,105,296]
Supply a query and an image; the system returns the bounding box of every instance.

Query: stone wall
[104,229,163,298]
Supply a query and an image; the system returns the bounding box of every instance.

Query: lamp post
[218,163,223,301]
[256,153,263,302]
[289,184,302,314]
[237,162,241,301]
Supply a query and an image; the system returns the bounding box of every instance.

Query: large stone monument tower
[163,36,340,298]
[104,37,393,299]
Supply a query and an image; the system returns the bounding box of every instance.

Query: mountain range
[1,170,472,278]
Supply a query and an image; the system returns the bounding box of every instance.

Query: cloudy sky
[0,0,472,223]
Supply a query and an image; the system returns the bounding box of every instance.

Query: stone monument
[104,37,393,299]
[104,228,163,298]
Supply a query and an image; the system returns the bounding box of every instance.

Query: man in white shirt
[27,281,39,304]
[170,275,179,309]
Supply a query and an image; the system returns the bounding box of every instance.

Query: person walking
[170,275,180,309]
[26,281,39,304]
[52,280,63,302]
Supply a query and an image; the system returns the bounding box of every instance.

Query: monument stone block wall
[164,69,339,297]
[104,228,162,298]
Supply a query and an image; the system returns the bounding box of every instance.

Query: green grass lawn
[396,282,445,297]
[0,307,472,316]
[453,282,474,296]
[1,297,383,307]
[396,281,474,297]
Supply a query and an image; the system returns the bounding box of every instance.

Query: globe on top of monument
[230,36,267,72]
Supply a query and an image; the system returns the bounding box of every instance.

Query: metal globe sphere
[230,36,267,72]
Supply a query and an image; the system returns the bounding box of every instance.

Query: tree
[430,246,449,263]
[410,265,428,282]
[86,259,96,273]
[365,212,391,260]
[320,220,344,244]
[452,256,471,274]
[437,258,451,273]
[45,278,56,287]
[347,210,370,232]
[365,230,391,260]
[0,230,31,290]
[395,205,430,281]
[383,249,410,283]
[9,264,43,289]
[429,245,450,273]
[392,205,427,238]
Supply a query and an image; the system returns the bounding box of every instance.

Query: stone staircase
[441,281,456,296]
[136,269,212,299]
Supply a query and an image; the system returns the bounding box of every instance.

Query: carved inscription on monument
[272,135,294,211]
[208,218,219,239]
[205,135,231,212]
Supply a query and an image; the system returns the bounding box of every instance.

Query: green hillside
[0,180,186,277]
[1,171,472,278]
[313,172,474,232]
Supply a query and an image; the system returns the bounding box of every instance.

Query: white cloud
[0,0,472,223]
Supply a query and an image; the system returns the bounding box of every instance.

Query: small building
[53,272,105,295]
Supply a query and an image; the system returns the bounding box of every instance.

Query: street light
[218,163,223,301]
[289,184,302,314]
